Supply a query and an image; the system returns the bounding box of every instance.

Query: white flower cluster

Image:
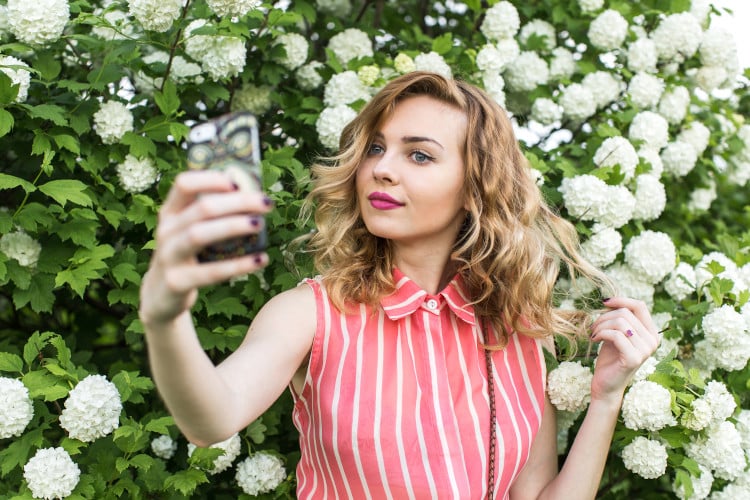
[296,61,324,91]
[624,230,676,284]
[275,32,308,71]
[559,83,596,122]
[629,111,669,151]
[0,230,42,267]
[357,65,379,86]
[116,154,158,193]
[327,28,373,65]
[414,52,452,79]
[0,55,31,103]
[184,20,247,81]
[694,305,750,372]
[134,51,203,94]
[582,71,622,110]
[658,85,690,125]
[621,380,676,431]
[482,72,505,107]
[504,51,549,92]
[696,27,738,90]
[23,447,81,500]
[606,263,655,306]
[632,175,666,221]
[206,0,261,18]
[688,178,717,212]
[627,72,664,109]
[476,41,518,73]
[7,0,69,46]
[593,137,638,181]
[588,9,628,51]
[59,374,122,442]
[549,47,576,81]
[316,104,356,150]
[0,377,33,439]
[673,465,713,500]
[546,361,592,412]
[710,471,750,500]
[627,37,658,73]
[93,101,134,145]
[235,452,287,496]
[694,252,747,295]
[128,0,182,32]
[558,175,635,228]
[664,262,697,301]
[480,1,519,41]
[639,147,664,177]
[151,435,177,460]
[323,70,370,107]
[581,224,621,267]
[231,84,273,115]
[650,12,703,63]
[531,98,562,125]
[678,122,711,157]
[578,0,603,13]
[686,421,747,481]
[518,19,556,53]
[621,436,668,479]
[661,140,698,177]
[316,0,352,17]
[188,433,241,474]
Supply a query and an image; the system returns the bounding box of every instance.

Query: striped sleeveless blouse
[291,269,547,499]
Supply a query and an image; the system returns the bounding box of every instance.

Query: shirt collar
[380,268,476,325]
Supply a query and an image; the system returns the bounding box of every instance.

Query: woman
[139,71,659,499]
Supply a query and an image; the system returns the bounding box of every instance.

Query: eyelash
[366,143,435,164]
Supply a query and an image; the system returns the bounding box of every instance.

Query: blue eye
[411,150,433,164]
[368,143,384,155]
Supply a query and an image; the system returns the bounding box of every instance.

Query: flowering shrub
[0,0,748,498]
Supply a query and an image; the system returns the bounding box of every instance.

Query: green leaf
[13,272,56,313]
[33,52,62,81]
[0,352,24,373]
[52,133,81,154]
[23,370,69,400]
[0,427,44,475]
[0,172,37,193]
[431,33,453,55]
[31,131,52,156]
[0,108,14,137]
[112,262,141,287]
[38,179,92,208]
[23,104,69,126]
[23,331,56,366]
[165,469,209,496]
[144,416,175,434]
[121,131,157,157]
[154,80,180,116]
[55,244,115,297]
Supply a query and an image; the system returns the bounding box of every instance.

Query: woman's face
[356,95,468,251]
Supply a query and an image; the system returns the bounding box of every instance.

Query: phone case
[186,111,268,262]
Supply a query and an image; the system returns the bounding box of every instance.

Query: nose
[371,154,397,184]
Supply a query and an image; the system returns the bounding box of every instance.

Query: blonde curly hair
[303,71,612,348]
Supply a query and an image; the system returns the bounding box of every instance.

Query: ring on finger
[624,329,634,338]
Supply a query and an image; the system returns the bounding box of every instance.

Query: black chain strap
[484,342,497,500]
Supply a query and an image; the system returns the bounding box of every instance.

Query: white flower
[703,305,748,342]
[600,184,636,228]
[151,435,177,460]
[0,230,42,267]
[695,252,746,294]
[134,51,203,93]
[7,0,69,46]
[582,71,622,110]
[546,361,592,412]
[581,225,621,268]
[593,136,638,181]
[235,452,287,496]
[688,179,717,212]
[549,47,576,81]
[651,12,703,62]
[116,154,158,193]
[638,147,663,178]
[699,27,737,69]
[559,83,597,122]
[275,33,308,70]
[59,374,122,442]
[531,98,562,125]
[91,9,133,41]
[296,61,324,91]
[316,0,352,16]
[558,174,609,221]
[476,43,517,73]
[627,37,658,73]
[206,0,260,18]
[696,305,750,372]
[621,436,668,479]
[504,51,549,92]
[128,0,181,32]
[188,433,241,474]
[184,20,247,81]
[414,52,452,79]
[93,101,134,145]
[627,72,664,109]
[733,159,750,187]
[327,28,373,65]
[661,141,698,177]
[605,263,655,307]
[695,66,728,92]
[624,230,676,284]
[664,262,697,301]
[519,19,556,53]
[578,0,603,14]
[482,72,505,107]
[703,380,736,426]
[394,53,416,74]
[357,65,379,86]
[632,356,658,383]
[316,105,356,151]
[632,174,666,221]
[0,377,33,439]
[678,122,710,157]
[673,465,713,500]
[686,421,747,481]
[232,84,272,115]
[622,380,676,431]
[588,9,628,51]
[527,167,544,187]
[629,111,669,151]
[323,71,370,107]
[736,409,750,451]
[682,397,713,431]
[658,86,690,125]
[480,1,519,41]
[24,447,81,499]
[690,0,712,24]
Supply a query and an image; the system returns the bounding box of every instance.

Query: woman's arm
[510,297,660,500]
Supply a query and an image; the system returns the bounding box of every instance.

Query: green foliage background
[0,0,749,498]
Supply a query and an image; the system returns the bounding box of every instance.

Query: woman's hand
[588,297,660,404]
[139,170,272,326]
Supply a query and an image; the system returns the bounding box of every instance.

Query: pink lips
[368,192,404,210]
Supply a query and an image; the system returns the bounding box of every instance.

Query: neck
[393,245,458,294]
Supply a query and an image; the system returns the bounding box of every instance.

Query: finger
[159,214,266,262]
[594,317,655,354]
[601,297,658,334]
[161,170,238,216]
[591,329,650,367]
[595,306,659,350]
[164,253,269,292]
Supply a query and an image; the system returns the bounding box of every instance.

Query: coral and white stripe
[291,269,546,499]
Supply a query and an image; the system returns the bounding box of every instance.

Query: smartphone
[186,111,268,262]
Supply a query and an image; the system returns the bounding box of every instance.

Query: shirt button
[426,299,438,310]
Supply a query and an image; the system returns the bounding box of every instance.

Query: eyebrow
[373,132,444,150]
